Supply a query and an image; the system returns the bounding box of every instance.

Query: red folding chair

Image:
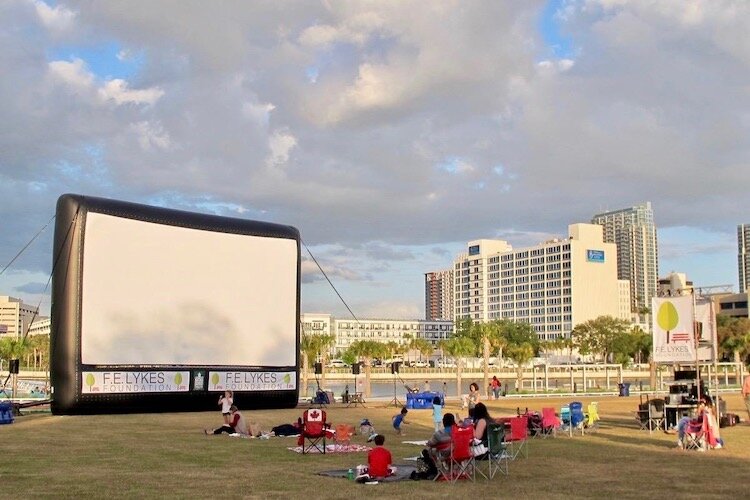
[301,408,327,454]
[433,426,476,483]
[541,407,560,438]
[505,416,529,459]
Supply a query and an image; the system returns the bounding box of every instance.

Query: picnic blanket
[288,444,371,454]
[402,440,427,446]
[317,464,417,482]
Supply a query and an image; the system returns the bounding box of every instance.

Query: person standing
[742,372,750,424]
[431,396,443,431]
[491,376,501,400]
[218,390,233,424]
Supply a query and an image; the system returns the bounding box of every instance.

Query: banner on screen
[652,296,695,362]
[208,371,297,392]
[82,371,191,394]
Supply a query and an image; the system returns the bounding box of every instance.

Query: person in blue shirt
[392,407,409,435]
[432,396,443,431]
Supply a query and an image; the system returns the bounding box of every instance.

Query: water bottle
[347,468,354,481]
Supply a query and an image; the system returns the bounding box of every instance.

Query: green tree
[717,316,750,366]
[456,319,505,397]
[346,340,388,398]
[409,337,433,364]
[300,332,335,396]
[443,335,475,399]
[496,320,539,390]
[571,316,631,363]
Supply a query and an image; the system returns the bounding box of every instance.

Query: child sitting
[367,434,394,479]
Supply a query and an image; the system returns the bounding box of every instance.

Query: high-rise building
[591,202,658,316]
[425,269,454,321]
[739,223,750,293]
[0,296,39,339]
[452,224,629,339]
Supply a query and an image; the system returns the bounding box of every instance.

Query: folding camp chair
[540,407,560,438]
[683,414,707,451]
[560,404,571,432]
[333,423,355,451]
[584,402,600,433]
[485,421,510,478]
[570,401,585,435]
[647,400,665,434]
[505,416,529,459]
[301,408,327,454]
[433,426,476,483]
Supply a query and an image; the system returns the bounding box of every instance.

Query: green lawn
[2,394,748,499]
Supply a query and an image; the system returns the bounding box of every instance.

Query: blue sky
[1,1,748,319]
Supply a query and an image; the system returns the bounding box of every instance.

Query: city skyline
[1,1,747,320]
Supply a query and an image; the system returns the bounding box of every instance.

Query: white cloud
[266,128,297,168]
[130,121,172,151]
[47,58,93,89]
[33,0,75,32]
[98,79,164,106]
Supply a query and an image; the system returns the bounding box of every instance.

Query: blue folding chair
[560,404,570,433]
[570,401,585,435]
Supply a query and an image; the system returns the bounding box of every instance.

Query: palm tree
[409,338,433,365]
[346,340,388,398]
[300,332,335,396]
[443,336,475,402]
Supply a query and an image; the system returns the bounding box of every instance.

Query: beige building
[301,313,454,354]
[425,269,454,321]
[453,224,628,340]
[0,295,39,339]
[712,292,749,319]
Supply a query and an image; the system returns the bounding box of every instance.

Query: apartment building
[591,202,659,315]
[739,223,750,293]
[425,269,454,321]
[452,224,629,340]
[0,295,39,339]
[301,313,454,354]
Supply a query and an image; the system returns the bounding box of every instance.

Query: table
[664,403,698,429]
[346,392,366,408]
[405,391,444,409]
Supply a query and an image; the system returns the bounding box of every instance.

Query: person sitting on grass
[392,407,409,435]
[205,405,248,436]
[367,434,394,479]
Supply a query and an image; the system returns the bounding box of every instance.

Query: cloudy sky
[1,0,747,319]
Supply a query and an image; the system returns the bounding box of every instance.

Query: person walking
[742,372,750,424]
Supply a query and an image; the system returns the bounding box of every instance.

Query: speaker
[351,362,360,375]
[313,362,323,375]
[9,359,19,374]
[391,361,401,375]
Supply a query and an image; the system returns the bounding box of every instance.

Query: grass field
[2,394,749,499]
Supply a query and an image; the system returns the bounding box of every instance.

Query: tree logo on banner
[656,301,679,344]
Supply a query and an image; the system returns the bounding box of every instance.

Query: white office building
[301,313,454,354]
[591,202,659,316]
[0,295,39,339]
[453,224,630,339]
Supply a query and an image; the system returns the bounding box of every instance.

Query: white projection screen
[51,194,301,414]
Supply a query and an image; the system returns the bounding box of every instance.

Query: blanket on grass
[288,444,371,454]
[317,465,416,482]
